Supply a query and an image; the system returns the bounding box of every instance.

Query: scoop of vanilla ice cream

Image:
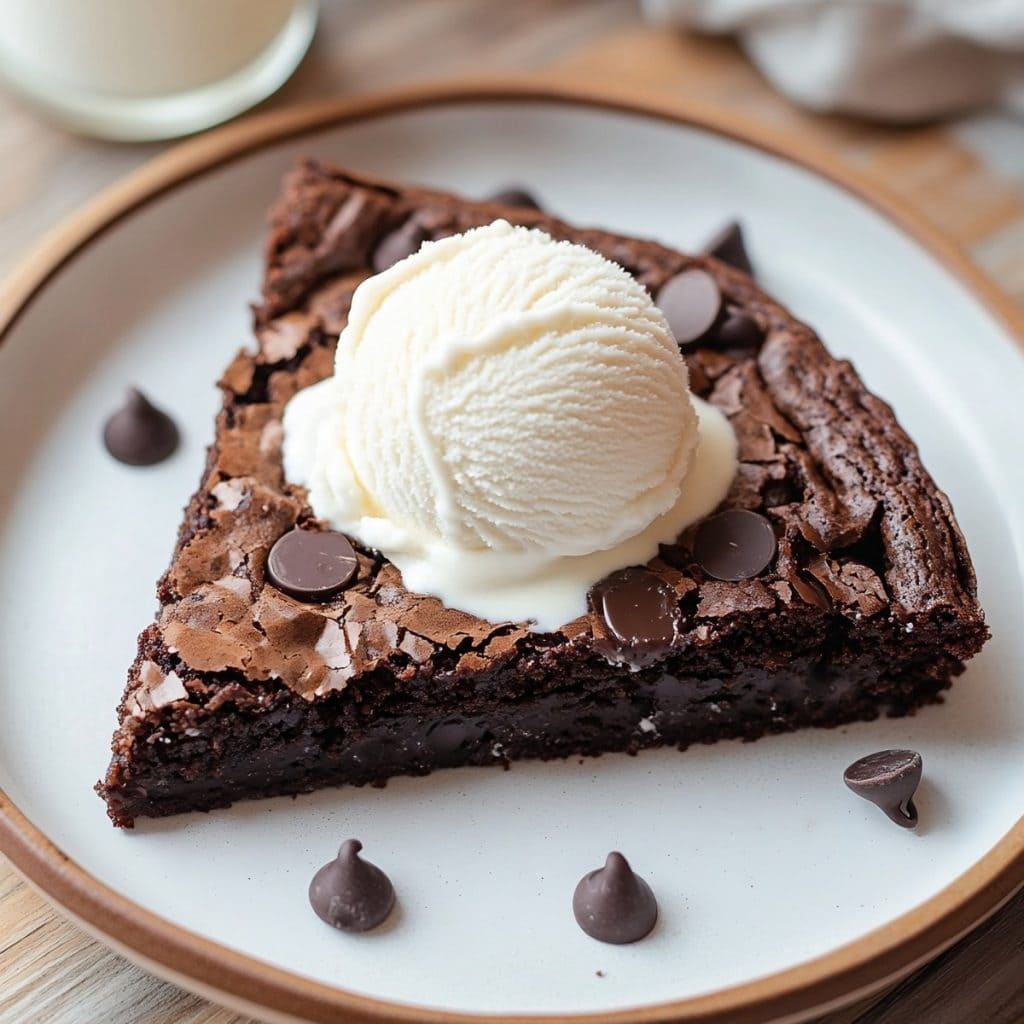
[283,220,736,630]
[328,220,696,555]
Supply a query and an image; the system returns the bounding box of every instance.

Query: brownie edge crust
[97,160,988,827]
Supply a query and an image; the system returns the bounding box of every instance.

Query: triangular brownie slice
[97,160,987,827]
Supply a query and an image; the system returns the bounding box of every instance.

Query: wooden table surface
[2,3,1023,1022]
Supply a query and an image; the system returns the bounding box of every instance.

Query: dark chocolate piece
[486,187,542,210]
[371,219,428,273]
[309,839,395,932]
[266,528,358,602]
[573,852,658,944]
[694,509,777,581]
[590,568,678,668]
[716,308,765,349]
[702,220,753,276]
[844,749,922,828]
[102,388,179,466]
[656,268,722,346]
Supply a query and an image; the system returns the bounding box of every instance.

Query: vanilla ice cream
[283,220,736,630]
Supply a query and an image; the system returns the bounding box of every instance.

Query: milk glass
[0,0,317,140]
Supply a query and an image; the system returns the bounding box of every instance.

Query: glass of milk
[0,0,317,140]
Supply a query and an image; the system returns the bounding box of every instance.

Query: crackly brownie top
[137,159,984,708]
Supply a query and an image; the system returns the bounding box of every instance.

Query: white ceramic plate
[1,86,1023,1024]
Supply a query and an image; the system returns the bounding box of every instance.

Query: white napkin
[644,0,1024,121]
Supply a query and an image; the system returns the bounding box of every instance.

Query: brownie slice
[97,160,988,827]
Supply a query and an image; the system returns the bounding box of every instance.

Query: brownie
[96,160,988,827]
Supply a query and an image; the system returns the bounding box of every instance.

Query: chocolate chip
[371,219,428,273]
[844,749,922,829]
[702,220,753,276]
[266,528,358,602]
[486,187,542,210]
[656,268,722,346]
[102,388,179,466]
[590,568,679,668]
[308,839,395,932]
[573,852,658,944]
[694,509,777,581]
[715,308,764,349]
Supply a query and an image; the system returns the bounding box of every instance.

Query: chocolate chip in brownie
[372,218,428,273]
[656,268,723,347]
[715,307,765,349]
[309,839,395,932]
[266,528,358,602]
[844,749,922,829]
[702,220,754,276]
[590,567,679,667]
[573,852,658,944]
[486,186,542,210]
[103,388,179,466]
[694,509,777,581]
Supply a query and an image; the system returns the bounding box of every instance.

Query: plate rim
[1,78,1022,1024]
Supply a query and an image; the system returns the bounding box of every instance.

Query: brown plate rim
[1,78,1022,1024]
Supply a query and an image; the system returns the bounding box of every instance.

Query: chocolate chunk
[844,749,922,829]
[716,308,765,349]
[102,388,179,466]
[694,509,777,582]
[590,568,678,668]
[266,528,358,602]
[371,219,428,273]
[702,221,753,276]
[656,269,722,347]
[486,187,542,210]
[308,839,396,932]
[573,852,658,944]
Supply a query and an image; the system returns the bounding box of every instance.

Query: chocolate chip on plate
[715,307,765,349]
[844,749,923,829]
[372,219,428,273]
[103,388,179,466]
[702,220,754,276]
[590,567,678,667]
[486,187,542,210]
[656,268,723,346]
[309,839,396,932]
[694,509,777,581]
[266,528,358,602]
[573,852,658,944]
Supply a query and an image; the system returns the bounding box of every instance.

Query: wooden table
[2,3,1022,1021]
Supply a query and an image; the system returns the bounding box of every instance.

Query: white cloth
[644,0,1024,121]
